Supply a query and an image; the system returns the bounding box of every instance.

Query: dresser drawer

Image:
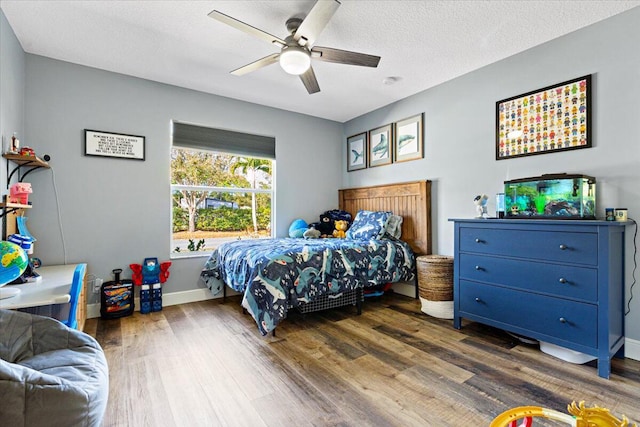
[458,253,597,302]
[459,280,597,347]
[458,227,597,265]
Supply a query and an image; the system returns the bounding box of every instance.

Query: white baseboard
[392,281,417,298]
[86,286,640,363]
[87,288,216,319]
[625,337,640,361]
[87,284,413,318]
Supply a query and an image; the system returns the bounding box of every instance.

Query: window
[171,122,274,257]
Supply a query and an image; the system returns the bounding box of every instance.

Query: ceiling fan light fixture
[279,46,311,75]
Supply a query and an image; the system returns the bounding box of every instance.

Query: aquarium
[504,173,596,219]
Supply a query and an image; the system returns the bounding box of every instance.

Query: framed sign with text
[84,129,145,160]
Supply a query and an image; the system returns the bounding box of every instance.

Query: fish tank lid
[504,173,596,184]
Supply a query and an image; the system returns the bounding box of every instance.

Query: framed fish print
[394,113,424,162]
[496,74,592,160]
[368,124,392,167]
[347,132,367,172]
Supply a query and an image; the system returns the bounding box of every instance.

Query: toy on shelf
[19,146,35,157]
[474,194,489,218]
[9,182,32,205]
[129,258,171,314]
[9,133,19,154]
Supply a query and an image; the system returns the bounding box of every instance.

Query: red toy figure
[129,259,171,314]
[129,263,143,286]
[159,261,172,283]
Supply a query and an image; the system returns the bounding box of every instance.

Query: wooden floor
[86,293,640,427]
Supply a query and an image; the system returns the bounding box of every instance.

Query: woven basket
[417,255,453,302]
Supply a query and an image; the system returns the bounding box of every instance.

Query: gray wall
[343,8,640,341]
[3,6,640,343]
[18,55,342,305]
[0,9,25,188]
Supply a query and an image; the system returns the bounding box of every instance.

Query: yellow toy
[491,401,637,427]
[333,220,348,238]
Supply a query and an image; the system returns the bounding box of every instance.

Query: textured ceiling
[2,1,639,122]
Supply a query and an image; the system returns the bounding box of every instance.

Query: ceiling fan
[208,0,381,94]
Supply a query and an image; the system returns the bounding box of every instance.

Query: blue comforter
[200,237,415,335]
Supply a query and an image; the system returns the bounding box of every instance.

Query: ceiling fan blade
[209,10,286,48]
[312,46,381,68]
[299,66,320,94]
[230,53,281,76]
[294,0,341,47]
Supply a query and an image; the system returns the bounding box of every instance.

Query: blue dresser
[450,218,626,379]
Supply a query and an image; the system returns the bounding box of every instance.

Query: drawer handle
[475,297,481,303]
[559,244,568,250]
[559,317,567,323]
[558,278,567,284]
[475,238,484,243]
[475,265,482,271]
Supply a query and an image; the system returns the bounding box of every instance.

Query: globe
[0,240,29,287]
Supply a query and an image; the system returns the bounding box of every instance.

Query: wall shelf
[3,154,50,188]
[2,153,49,239]
[0,201,32,210]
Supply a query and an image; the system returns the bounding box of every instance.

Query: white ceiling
[2,1,639,122]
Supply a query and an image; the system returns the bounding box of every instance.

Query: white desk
[0,264,80,310]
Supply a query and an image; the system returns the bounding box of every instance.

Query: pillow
[383,215,403,239]
[346,210,392,240]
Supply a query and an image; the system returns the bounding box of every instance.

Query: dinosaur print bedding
[200,237,415,335]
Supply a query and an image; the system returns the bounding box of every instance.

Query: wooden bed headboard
[338,180,432,255]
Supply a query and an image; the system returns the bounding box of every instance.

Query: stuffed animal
[333,220,348,238]
[315,213,335,238]
[288,218,308,238]
[9,182,32,205]
[303,226,321,239]
[325,209,353,227]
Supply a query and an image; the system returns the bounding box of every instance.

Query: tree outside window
[171,147,272,255]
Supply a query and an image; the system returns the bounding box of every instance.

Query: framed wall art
[368,124,392,167]
[347,132,367,172]
[85,129,146,160]
[394,113,423,162]
[496,74,591,160]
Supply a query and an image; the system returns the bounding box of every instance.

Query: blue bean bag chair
[0,309,109,427]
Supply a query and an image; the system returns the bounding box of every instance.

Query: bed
[201,180,432,335]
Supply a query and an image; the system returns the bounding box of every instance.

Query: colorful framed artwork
[496,74,592,160]
[347,132,367,172]
[394,113,423,162]
[368,124,392,167]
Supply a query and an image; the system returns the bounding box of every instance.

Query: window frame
[170,121,275,258]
